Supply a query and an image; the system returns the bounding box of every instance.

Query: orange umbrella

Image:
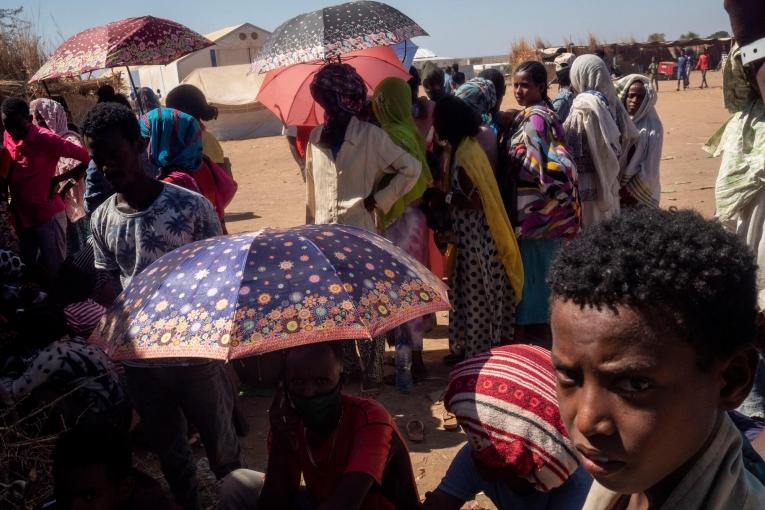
[256,45,410,127]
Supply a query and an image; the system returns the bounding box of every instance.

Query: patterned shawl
[456,78,497,129]
[445,344,580,491]
[509,105,581,239]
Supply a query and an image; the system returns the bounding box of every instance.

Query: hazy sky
[15,0,731,58]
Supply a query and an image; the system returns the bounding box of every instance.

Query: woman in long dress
[433,96,523,361]
[615,74,664,208]
[372,77,434,389]
[507,61,580,346]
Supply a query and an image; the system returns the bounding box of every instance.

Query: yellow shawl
[455,137,524,303]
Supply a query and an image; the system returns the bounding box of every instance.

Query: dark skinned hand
[363,194,377,212]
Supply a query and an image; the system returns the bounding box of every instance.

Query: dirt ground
[215,69,729,509]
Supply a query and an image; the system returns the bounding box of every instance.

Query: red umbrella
[29,16,212,83]
[256,45,410,127]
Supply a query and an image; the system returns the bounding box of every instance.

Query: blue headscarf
[139,107,203,171]
[456,77,498,133]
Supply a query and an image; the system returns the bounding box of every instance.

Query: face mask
[288,383,342,431]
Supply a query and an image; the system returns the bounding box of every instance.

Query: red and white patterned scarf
[445,344,579,491]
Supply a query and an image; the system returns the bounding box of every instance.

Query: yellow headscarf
[372,77,432,229]
[455,137,524,303]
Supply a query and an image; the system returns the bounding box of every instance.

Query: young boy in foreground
[548,208,765,509]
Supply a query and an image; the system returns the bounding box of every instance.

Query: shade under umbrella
[30,16,213,82]
[256,45,410,126]
[91,225,449,361]
[252,0,427,73]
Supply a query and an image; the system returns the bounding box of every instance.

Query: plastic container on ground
[395,343,413,394]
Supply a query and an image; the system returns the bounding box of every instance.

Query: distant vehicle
[657,61,678,80]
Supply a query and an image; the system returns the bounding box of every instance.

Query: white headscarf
[569,54,639,157]
[616,74,664,207]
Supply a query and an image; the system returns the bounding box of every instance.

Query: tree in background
[709,30,731,39]
[647,33,666,43]
[0,6,47,83]
[679,31,701,40]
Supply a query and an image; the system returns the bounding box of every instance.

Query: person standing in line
[507,61,580,347]
[1,98,90,280]
[84,102,242,510]
[697,47,711,89]
[616,74,664,208]
[444,65,454,94]
[552,53,577,122]
[706,0,765,419]
[372,77,434,390]
[434,95,523,362]
[166,84,234,179]
[305,63,421,393]
[677,49,690,91]
[564,55,639,228]
[648,57,660,92]
[29,97,90,257]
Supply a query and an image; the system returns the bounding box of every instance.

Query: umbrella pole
[42,80,52,98]
[125,65,143,115]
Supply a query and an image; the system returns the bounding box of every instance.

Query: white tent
[413,47,438,61]
[182,64,282,140]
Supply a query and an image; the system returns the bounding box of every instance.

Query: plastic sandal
[406,420,425,442]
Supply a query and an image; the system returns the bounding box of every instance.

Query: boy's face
[84,131,146,194]
[550,300,724,494]
[1,111,31,142]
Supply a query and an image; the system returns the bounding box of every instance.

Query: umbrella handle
[125,65,143,115]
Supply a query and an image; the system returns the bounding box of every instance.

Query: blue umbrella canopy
[92,225,449,361]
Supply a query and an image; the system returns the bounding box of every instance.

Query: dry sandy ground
[214,70,729,509]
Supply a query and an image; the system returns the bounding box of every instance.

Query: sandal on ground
[406,420,425,442]
[442,412,459,431]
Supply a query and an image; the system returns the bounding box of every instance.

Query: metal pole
[125,65,143,114]
[42,80,52,98]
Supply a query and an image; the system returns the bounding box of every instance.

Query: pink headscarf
[29,98,87,223]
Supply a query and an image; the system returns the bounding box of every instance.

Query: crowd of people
[1,0,765,509]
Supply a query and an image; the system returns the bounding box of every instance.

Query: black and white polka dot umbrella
[253,1,427,73]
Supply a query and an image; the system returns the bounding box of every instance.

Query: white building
[135,22,271,96]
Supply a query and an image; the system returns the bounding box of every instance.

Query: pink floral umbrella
[29,16,213,82]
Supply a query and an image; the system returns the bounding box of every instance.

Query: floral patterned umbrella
[252,1,427,73]
[91,225,449,361]
[29,16,213,82]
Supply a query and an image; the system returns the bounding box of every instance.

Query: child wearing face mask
[257,342,421,510]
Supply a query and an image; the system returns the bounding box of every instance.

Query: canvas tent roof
[181,64,281,140]
[182,64,263,109]
[203,23,271,42]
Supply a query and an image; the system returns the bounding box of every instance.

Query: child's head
[1,97,31,142]
[82,102,146,194]
[53,425,133,510]
[513,61,549,108]
[549,208,758,494]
